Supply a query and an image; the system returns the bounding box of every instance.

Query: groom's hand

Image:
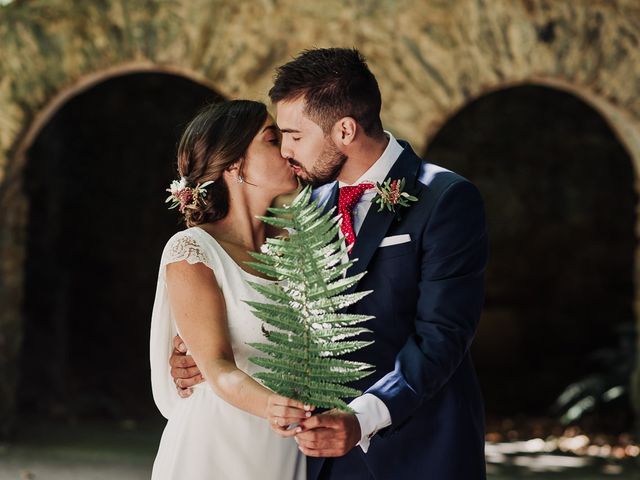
[295,409,361,457]
[169,335,204,398]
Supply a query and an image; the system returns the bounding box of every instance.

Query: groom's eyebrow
[279,128,301,133]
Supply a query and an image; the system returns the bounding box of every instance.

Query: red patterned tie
[338,182,374,250]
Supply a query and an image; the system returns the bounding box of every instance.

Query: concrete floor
[1,422,638,479]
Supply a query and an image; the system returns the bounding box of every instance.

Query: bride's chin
[286,173,299,190]
[279,182,299,196]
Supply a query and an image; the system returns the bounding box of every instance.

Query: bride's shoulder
[161,227,213,268]
[163,226,200,249]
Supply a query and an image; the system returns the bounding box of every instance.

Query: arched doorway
[17,72,223,422]
[424,85,637,424]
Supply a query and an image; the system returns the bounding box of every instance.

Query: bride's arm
[165,259,311,434]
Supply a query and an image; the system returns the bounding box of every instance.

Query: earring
[237,175,244,184]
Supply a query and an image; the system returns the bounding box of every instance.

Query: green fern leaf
[245,186,375,412]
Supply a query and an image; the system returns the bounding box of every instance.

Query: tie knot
[338,182,374,211]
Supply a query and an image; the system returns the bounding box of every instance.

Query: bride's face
[239,115,298,195]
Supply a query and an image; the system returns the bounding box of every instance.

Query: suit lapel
[344,142,422,293]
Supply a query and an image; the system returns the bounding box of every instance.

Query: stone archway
[424,84,636,423]
[2,0,640,432]
[0,68,224,433]
[419,74,640,421]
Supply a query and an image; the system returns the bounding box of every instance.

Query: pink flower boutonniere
[372,177,418,213]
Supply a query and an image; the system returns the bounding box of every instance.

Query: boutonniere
[372,177,418,213]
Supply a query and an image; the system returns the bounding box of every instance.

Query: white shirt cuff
[348,393,392,453]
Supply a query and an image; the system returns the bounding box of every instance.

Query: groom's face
[276,98,347,187]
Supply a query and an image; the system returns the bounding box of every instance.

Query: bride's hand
[266,394,315,438]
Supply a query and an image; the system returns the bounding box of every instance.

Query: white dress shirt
[340,131,404,452]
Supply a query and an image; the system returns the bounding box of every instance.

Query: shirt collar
[338,130,404,188]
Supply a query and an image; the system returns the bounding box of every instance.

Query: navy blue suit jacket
[308,141,488,480]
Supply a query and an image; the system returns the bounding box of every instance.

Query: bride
[149,100,309,479]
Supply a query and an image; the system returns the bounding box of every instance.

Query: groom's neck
[337,132,389,185]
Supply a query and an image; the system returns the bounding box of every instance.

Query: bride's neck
[208,185,272,251]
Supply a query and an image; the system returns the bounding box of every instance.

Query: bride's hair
[175,100,268,226]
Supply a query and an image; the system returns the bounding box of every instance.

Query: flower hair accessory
[372,177,418,213]
[165,177,214,214]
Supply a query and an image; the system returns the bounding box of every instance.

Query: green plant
[245,186,375,412]
[552,322,636,425]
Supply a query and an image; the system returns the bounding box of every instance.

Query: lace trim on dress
[163,232,213,270]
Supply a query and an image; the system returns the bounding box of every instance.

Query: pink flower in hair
[165,177,214,214]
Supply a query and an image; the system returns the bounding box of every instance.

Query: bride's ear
[223,159,243,181]
[226,157,242,171]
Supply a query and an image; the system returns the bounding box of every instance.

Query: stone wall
[1,0,640,432]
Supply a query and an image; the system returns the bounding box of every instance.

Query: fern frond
[245,186,375,412]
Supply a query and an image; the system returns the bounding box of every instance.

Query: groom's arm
[170,335,205,397]
[365,179,488,436]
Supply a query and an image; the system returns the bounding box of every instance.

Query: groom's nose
[280,138,293,160]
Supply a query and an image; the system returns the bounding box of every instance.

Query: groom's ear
[333,117,357,146]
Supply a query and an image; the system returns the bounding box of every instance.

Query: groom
[170,48,488,479]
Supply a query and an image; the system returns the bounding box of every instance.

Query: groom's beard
[290,140,347,188]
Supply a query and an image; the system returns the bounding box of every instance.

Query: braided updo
[174,100,269,226]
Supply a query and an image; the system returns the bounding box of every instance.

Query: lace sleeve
[162,232,213,270]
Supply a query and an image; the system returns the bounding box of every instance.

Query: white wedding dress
[149,226,306,480]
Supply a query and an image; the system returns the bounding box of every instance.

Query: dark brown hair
[175,100,268,226]
[268,48,384,138]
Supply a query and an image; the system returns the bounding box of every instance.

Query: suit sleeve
[365,179,488,434]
